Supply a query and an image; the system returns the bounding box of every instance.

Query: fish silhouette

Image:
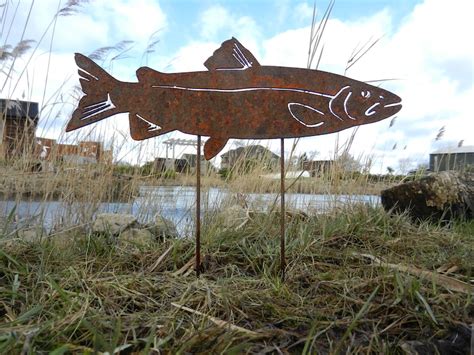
[66,37,402,159]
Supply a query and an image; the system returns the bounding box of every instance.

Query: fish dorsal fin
[204,37,260,71]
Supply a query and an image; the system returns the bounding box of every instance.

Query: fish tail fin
[65,53,121,132]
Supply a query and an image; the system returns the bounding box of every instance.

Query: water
[0,186,380,235]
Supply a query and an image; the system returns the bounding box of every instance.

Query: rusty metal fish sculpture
[66,37,402,159]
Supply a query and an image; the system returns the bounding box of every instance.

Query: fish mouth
[382,99,402,116]
[364,99,402,118]
[384,100,402,109]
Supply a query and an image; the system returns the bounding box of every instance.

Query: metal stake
[280,138,286,280]
[196,135,202,276]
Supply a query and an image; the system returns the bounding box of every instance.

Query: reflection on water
[1,186,380,235]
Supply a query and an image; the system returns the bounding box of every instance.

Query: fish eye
[361,91,371,98]
[379,95,384,99]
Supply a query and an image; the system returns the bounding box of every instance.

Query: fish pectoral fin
[204,37,260,71]
[204,137,228,160]
[129,113,169,141]
[288,103,325,128]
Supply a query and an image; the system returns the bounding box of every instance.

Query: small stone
[120,228,154,245]
[92,213,138,236]
[17,227,46,243]
[48,226,85,248]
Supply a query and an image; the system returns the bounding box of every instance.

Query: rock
[119,228,154,245]
[48,225,86,248]
[381,171,474,221]
[92,213,138,235]
[399,325,471,355]
[148,215,178,239]
[17,227,46,243]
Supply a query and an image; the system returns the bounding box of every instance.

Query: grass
[1,1,472,353]
[0,204,472,353]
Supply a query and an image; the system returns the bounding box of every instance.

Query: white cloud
[293,2,314,23]
[199,5,230,40]
[4,0,167,54]
[168,41,219,72]
[3,0,472,172]
[1,0,168,149]
[256,0,473,172]
[197,5,261,57]
[120,0,472,171]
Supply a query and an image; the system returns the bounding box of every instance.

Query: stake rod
[196,135,202,276]
[280,138,286,280]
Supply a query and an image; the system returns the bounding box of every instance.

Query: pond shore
[0,205,472,353]
[1,165,399,202]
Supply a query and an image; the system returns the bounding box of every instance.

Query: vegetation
[0,205,472,353]
[0,162,138,202]
[1,1,472,354]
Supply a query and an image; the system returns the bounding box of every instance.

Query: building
[153,157,189,173]
[303,160,334,177]
[56,143,79,158]
[79,141,103,160]
[35,138,111,164]
[152,153,214,174]
[182,153,214,173]
[430,146,474,172]
[220,145,280,170]
[0,99,39,159]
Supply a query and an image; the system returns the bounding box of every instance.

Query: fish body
[66,37,402,159]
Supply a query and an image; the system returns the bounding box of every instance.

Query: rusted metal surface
[195,135,202,276]
[280,139,286,281]
[66,37,402,279]
[66,37,402,160]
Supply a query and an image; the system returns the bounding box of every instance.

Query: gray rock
[92,213,138,235]
[381,171,473,221]
[17,227,46,243]
[48,225,86,248]
[148,215,178,239]
[119,228,154,245]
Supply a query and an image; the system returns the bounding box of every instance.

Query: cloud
[255,0,473,172]
[1,0,168,149]
[122,0,472,171]
[197,5,261,56]
[199,5,230,40]
[168,41,218,72]
[293,2,314,23]
[3,0,471,172]
[3,0,167,55]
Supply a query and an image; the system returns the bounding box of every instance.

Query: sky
[1,0,472,173]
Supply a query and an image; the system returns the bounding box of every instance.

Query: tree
[335,152,362,173]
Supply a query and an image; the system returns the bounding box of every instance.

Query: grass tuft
[1,204,472,353]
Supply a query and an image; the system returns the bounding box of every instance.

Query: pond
[0,186,380,236]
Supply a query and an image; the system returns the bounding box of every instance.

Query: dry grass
[1,1,472,353]
[0,161,138,202]
[0,205,472,353]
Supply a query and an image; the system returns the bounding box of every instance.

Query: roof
[0,99,39,119]
[431,146,474,154]
[221,145,279,159]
